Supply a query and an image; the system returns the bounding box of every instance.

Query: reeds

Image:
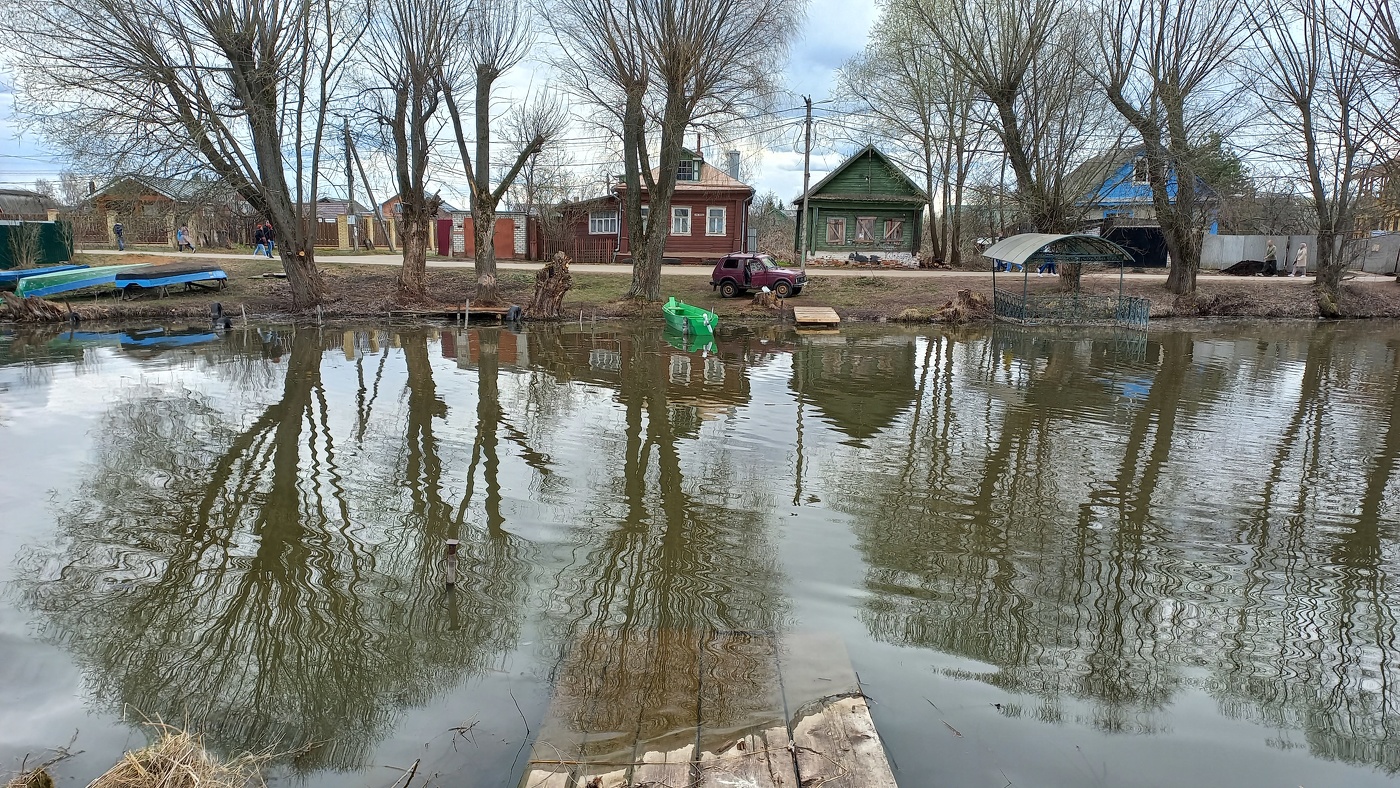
[85,725,266,788]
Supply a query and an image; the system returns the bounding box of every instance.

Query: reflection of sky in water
[0,322,1397,788]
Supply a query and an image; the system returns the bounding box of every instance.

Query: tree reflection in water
[846,326,1400,770]
[20,328,529,771]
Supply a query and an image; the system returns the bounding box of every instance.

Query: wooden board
[792,306,841,327]
[791,696,898,788]
[520,630,897,788]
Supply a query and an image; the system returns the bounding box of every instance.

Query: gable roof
[616,159,752,194]
[89,174,226,202]
[795,145,928,205]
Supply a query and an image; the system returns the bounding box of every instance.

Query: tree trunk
[1163,217,1199,295]
[398,213,432,300]
[474,202,499,303]
[526,251,573,319]
[1315,229,1343,317]
[279,245,325,310]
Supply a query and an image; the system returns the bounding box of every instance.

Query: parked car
[710,253,807,298]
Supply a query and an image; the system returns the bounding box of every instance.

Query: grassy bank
[3,253,1399,324]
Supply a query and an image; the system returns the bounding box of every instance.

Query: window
[706,206,726,235]
[855,216,876,242]
[1132,157,1149,184]
[677,159,697,181]
[672,206,691,235]
[826,217,846,245]
[723,259,739,269]
[883,219,904,243]
[640,205,649,230]
[588,210,618,235]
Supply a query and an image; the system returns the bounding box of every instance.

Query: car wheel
[773,280,792,297]
[792,287,803,296]
[719,281,739,298]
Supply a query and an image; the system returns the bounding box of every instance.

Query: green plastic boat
[662,297,718,335]
[16,264,148,299]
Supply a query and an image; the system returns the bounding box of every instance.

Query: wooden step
[792,305,841,328]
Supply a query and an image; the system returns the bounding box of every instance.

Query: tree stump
[751,290,780,309]
[525,251,574,320]
[933,289,991,324]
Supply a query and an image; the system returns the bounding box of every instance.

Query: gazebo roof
[981,233,1134,266]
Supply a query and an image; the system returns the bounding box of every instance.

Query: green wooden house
[794,145,927,266]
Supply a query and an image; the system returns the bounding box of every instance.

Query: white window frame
[639,205,649,230]
[706,206,726,236]
[677,159,697,181]
[588,210,618,235]
[671,206,691,236]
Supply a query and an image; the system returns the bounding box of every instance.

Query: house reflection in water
[790,334,918,446]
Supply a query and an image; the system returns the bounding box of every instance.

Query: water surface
[0,320,1397,787]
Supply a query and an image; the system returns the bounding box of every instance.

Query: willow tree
[546,0,805,301]
[442,0,559,303]
[361,0,464,300]
[1096,0,1246,295]
[1247,0,1385,315]
[4,0,363,309]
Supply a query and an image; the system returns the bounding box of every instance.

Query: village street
[80,249,1397,282]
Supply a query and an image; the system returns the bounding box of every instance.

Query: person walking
[176,225,195,252]
[252,224,267,257]
[264,222,276,257]
[1264,238,1277,276]
[113,221,125,251]
[1293,242,1308,277]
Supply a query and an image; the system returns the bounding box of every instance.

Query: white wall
[1200,233,1400,274]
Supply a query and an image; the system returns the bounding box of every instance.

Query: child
[176,225,195,252]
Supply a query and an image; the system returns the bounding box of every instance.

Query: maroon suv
[710,253,807,298]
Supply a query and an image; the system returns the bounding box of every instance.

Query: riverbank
[3,253,1399,324]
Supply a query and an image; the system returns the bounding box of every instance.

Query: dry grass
[87,726,266,788]
[4,769,56,788]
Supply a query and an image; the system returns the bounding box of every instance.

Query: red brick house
[552,151,754,264]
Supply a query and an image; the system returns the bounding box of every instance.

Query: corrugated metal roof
[981,233,1134,266]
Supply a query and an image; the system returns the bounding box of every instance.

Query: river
[0,320,1397,787]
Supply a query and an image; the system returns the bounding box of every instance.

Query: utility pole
[348,134,394,253]
[344,118,357,250]
[799,96,813,270]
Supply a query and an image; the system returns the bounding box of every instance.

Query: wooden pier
[792,305,842,329]
[521,630,897,788]
[386,303,519,323]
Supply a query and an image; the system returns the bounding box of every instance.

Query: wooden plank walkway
[792,305,842,328]
[520,630,896,788]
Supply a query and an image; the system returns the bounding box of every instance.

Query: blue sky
[0,1,877,201]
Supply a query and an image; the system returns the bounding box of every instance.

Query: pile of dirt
[933,289,991,323]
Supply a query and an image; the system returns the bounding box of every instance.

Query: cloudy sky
[0,0,878,204]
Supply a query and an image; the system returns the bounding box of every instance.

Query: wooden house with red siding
[551,150,754,264]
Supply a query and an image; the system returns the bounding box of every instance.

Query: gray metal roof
[981,233,1134,266]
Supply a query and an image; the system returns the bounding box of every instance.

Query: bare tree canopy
[359,0,464,300]
[3,0,365,309]
[546,0,806,301]
[1096,0,1246,295]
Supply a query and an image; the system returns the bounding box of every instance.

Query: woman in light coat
[1292,243,1308,277]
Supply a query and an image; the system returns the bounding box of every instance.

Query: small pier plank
[697,725,796,788]
[696,631,797,787]
[791,697,898,788]
[792,305,841,328]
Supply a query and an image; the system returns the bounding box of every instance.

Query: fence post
[336,215,350,250]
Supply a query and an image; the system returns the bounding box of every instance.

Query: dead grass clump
[848,276,888,288]
[5,768,55,788]
[89,727,266,788]
[894,307,928,322]
[933,289,991,324]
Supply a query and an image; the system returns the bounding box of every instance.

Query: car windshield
[755,256,776,270]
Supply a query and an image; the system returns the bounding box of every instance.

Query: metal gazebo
[983,233,1150,329]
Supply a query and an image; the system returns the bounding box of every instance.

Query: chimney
[726,150,741,181]
[88,180,96,195]
[695,131,702,159]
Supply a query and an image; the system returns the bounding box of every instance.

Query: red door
[436,219,452,256]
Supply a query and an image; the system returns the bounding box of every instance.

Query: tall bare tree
[547,0,805,301]
[498,94,576,255]
[4,0,363,309]
[1096,0,1246,295]
[361,0,464,300]
[1247,0,1384,314]
[443,0,557,303]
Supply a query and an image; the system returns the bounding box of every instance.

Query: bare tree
[360,0,464,300]
[442,0,556,303]
[58,172,89,207]
[1096,0,1246,295]
[1247,0,1384,314]
[498,94,575,258]
[546,0,805,301]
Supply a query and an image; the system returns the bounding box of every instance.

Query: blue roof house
[1076,146,1217,226]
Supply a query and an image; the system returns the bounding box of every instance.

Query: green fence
[0,221,75,269]
[993,290,1150,330]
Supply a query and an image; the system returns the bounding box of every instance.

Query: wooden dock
[792,305,842,329]
[387,303,519,323]
[521,630,897,788]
